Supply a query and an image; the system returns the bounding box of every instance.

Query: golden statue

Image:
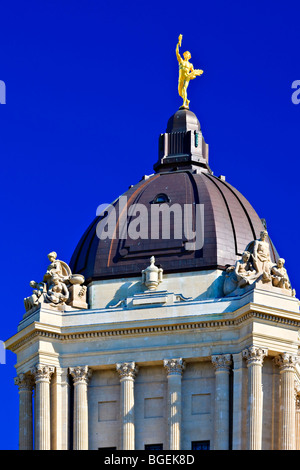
[176,34,203,109]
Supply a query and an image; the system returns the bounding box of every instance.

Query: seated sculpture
[24,281,47,311]
[45,275,69,306]
[271,258,291,290]
[24,251,87,312]
[223,251,258,296]
[224,232,295,297]
[43,251,72,285]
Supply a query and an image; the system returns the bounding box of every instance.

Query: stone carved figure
[224,231,295,297]
[24,281,47,311]
[251,230,272,282]
[43,251,71,284]
[24,251,87,312]
[141,256,163,291]
[45,275,69,306]
[223,251,258,296]
[271,258,291,290]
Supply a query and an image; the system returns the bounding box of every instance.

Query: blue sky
[1,0,300,450]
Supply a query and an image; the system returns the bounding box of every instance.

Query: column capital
[31,364,55,383]
[14,373,34,391]
[212,354,232,372]
[163,358,186,376]
[116,362,138,380]
[242,346,268,366]
[69,366,92,385]
[274,353,299,372]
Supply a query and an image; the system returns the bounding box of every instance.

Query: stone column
[231,352,247,450]
[31,364,55,450]
[163,358,185,450]
[51,367,70,450]
[14,373,34,450]
[212,354,232,450]
[242,346,267,450]
[274,353,298,450]
[116,362,138,450]
[295,386,300,450]
[69,366,92,450]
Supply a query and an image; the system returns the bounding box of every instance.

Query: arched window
[151,193,170,204]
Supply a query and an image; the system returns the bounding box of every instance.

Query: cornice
[6,309,300,353]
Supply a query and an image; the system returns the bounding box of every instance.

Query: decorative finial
[141,256,163,291]
[176,34,203,109]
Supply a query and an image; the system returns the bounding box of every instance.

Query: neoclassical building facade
[6,107,300,451]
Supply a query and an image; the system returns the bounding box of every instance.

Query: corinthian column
[163,358,185,450]
[116,362,138,450]
[212,354,232,450]
[31,364,55,450]
[69,366,92,450]
[14,373,34,450]
[275,353,298,450]
[242,346,267,450]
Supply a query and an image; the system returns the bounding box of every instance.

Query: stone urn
[141,256,163,291]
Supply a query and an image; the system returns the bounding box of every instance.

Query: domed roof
[69,109,278,282]
[166,108,201,133]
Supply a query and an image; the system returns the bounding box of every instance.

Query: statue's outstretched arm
[176,34,182,63]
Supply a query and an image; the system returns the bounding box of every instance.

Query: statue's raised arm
[176,34,183,64]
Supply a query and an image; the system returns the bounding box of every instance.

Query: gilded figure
[176,34,203,109]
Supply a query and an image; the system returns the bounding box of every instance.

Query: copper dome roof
[69,109,278,282]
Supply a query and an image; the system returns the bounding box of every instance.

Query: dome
[69,171,277,282]
[166,108,201,133]
[69,109,278,282]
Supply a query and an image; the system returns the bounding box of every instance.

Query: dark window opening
[145,443,163,450]
[152,193,170,204]
[191,440,210,450]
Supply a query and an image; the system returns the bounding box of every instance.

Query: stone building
[5,107,300,451]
